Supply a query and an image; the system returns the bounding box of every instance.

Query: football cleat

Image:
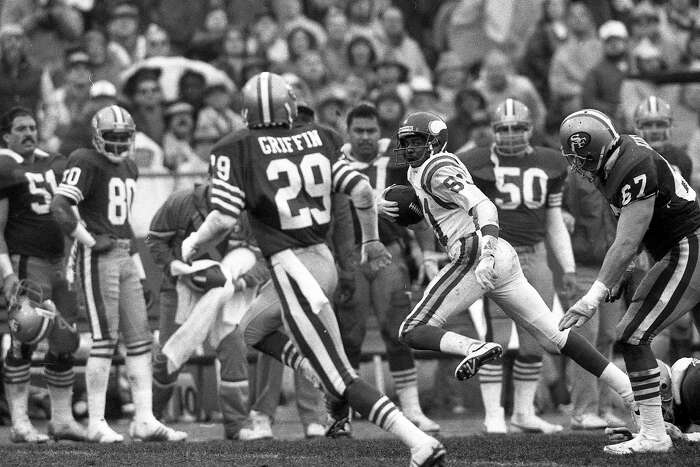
[510,414,564,434]
[410,438,446,467]
[304,422,326,438]
[571,413,608,430]
[87,421,124,443]
[48,420,88,441]
[129,419,187,442]
[454,342,503,381]
[325,414,352,438]
[10,422,50,443]
[604,433,672,455]
[483,415,508,434]
[238,410,274,441]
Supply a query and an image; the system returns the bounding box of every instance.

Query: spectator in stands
[628,1,684,71]
[346,0,383,43]
[194,83,245,159]
[445,0,498,71]
[434,51,468,120]
[162,101,206,174]
[124,67,166,145]
[659,0,698,58]
[445,86,489,153]
[371,56,411,103]
[213,27,250,89]
[0,0,84,73]
[295,50,331,99]
[83,29,129,86]
[321,10,350,82]
[549,2,601,125]
[272,0,326,46]
[150,0,210,56]
[344,73,370,106]
[407,76,448,120]
[106,2,146,66]
[281,72,314,107]
[177,70,207,119]
[144,23,172,59]
[44,47,93,152]
[286,26,319,64]
[581,20,630,129]
[58,80,117,156]
[474,49,546,134]
[378,6,431,80]
[519,0,569,110]
[374,89,406,139]
[250,14,288,66]
[346,35,378,86]
[189,4,230,62]
[0,24,53,121]
[453,109,492,153]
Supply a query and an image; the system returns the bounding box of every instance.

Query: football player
[559,108,700,454]
[0,107,85,442]
[459,98,576,433]
[381,111,635,435]
[181,72,446,466]
[334,102,438,433]
[50,105,186,443]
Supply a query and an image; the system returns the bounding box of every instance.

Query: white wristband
[71,223,96,247]
[0,253,14,279]
[584,280,610,305]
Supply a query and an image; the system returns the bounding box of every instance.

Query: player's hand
[181,233,199,263]
[360,240,392,272]
[561,210,575,234]
[559,296,598,330]
[560,271,577,303]
[169,259,190,276]
[377,186,399,221]
[92,234,116,254]
[474,256,497,290]
[240,261,271,288]
[140,279,154,309]
[335,268,356,304]
[2,273,19,303]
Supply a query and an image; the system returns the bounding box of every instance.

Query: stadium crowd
[0,0,698,457]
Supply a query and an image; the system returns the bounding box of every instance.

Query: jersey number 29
[267,153,331,230]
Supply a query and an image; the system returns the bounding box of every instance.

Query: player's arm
[50,193,96,247]
[0,198,18,297]
[145,196,181,274]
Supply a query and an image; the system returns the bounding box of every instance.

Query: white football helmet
[92,105,136,163]
[492,98,532,156]
[634,96,672,148]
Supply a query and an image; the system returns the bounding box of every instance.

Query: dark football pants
[3,255,77,387]
[152,287,249,435]
[335,241,416,373]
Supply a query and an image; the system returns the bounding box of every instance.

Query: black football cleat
[454,342,503,381]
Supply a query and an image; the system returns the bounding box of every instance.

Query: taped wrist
[479,234,498,260]
[583,280,610,305]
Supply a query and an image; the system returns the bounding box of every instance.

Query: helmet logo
[568,131,591,151]
[428,119,447,135]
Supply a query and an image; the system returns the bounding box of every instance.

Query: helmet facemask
[94,129,135,164]
[493,121,532,156]
[394,133,434,168]
[636,119,670,148]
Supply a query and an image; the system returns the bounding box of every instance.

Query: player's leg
[399,236,502,380]
[216,328,250,440]
[293,370,325,438]
[272,245,444,462]
[606,236,700,454]
[118,250,186,442]
[45,273,87,440]
[240,352,277,440]
[334,256,370,370]
[151,287,180,419]
[78,245,123,443]
[372,242,438,432]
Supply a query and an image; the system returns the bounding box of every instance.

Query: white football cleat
[87,421,124,443]
[455,342,503,381]
[48,419,88,441]
[410,438,446,467]
[305,422,326,438]
[238,410,274,440]
[483,416,508,434]
[129,419,187,442]
[10,422,49,443]
[604,433,672,455]
[510,414,564,434]
[571,413,608,430]
[407,413,440,434]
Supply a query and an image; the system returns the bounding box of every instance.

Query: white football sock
[439,331,481,356]
[5,382,30,425]
[48,385,75,424]
[86,356,112,426]
[384,410,432,448]
[125,353,157,424]
[638,396,667,440]
[396,384,423,418]
[599,363,634,406]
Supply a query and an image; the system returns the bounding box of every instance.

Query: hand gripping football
[384,185,424,226]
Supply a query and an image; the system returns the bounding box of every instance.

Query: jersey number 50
[267,153,331,230]
[494,167,548,210]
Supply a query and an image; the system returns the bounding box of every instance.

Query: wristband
[584,280,610,304]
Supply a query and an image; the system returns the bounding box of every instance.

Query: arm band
[480,224,499,238]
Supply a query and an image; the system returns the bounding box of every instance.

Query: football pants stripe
[81,246,109,341]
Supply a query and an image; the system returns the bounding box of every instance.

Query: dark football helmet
[559,109,620,181]
[634,95,671,148]
[242,72,298,128]
[92,105,136,163]
[492,98,532,156]
[394,111,448,168]
[7,280,55,345]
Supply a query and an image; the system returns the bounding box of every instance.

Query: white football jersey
[407,152,490,260]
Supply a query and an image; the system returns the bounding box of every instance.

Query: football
[384,185,424,226]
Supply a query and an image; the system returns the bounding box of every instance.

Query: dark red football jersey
[601,135,700,261]
[0,149,66,258]
[208,123,366,257]
[55,148,138,239]
[460,145,568,246]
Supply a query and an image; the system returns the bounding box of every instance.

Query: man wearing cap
[581,21,630,129]
[106,2,146,65]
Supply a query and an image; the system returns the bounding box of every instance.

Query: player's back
[0,149,66,258]
[56,147,139,238]
[602,134,700,260]
[210,123,352,256]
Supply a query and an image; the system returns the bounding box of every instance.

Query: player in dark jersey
[181,72,446,466]
[559,108,700,454]
[334,103,438,434]
[460,99,577,434]
[0,107,85,442]
[50,105,186,443]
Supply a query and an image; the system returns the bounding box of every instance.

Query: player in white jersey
[382,112,636,433]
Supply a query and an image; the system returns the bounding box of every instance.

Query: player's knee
[4,343,33,369]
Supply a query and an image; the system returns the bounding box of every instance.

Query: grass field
[1,434,698,466]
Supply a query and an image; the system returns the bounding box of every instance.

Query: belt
[115,239,132,248]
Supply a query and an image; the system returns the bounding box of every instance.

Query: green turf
[0,434,697,466]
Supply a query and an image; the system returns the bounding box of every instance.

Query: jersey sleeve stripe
[211,186,245,210]
[212,177,245,199]
[547,193,563,207]
[420,155,459,191]
[340,172,364,195]
[55,184,83,203]
[211,197,242,217]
